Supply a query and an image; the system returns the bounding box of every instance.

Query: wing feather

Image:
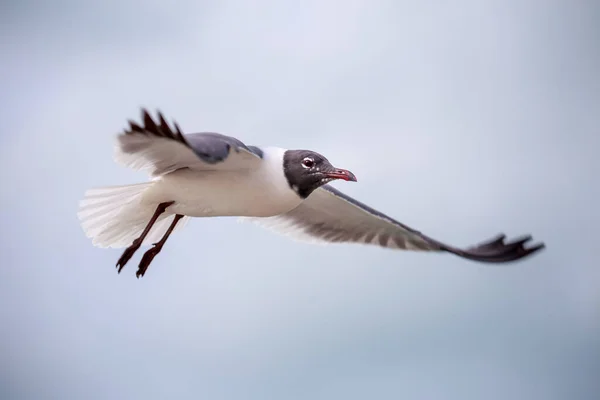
[247,185,545,264]
[114,109,263,176]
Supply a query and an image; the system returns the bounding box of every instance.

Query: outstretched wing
[248,185,545,263]
[114,108,264,176]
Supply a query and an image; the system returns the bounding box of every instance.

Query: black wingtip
[474,233,507,250]
[442,233,546,264]
[122,108,190,147]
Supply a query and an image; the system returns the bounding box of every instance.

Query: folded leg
[136,214,185,278]
[116,201,175,273]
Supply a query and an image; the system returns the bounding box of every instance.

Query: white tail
[77,182,189,249]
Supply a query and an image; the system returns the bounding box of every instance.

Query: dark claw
[116,239,141,273]
[136,245,162,278]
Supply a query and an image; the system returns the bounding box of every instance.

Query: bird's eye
[301,158,315,169]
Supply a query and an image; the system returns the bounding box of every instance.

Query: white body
[78,147,301,249]
[144,147,302,218]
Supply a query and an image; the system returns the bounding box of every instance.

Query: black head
[283,149,357,198]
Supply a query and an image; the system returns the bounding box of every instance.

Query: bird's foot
[136,243,163,278]
[116,240,141,273]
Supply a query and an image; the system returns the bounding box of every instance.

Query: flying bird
[77,109,545,278]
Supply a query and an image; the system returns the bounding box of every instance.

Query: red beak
[324,168,357,182]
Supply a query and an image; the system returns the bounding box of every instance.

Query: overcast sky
[1,0,599,399]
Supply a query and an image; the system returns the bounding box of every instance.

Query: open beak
[324,168,357,182]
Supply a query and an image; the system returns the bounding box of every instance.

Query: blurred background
[1,0,599,399]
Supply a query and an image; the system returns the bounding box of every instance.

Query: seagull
[77,109,545,278]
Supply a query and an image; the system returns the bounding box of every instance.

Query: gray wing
[114,109,264,176]
[249,185,545,263]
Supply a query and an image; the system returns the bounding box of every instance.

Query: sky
[1,0,599,399]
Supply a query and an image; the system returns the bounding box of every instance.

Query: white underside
[78,147,302,248]
[143,166,301,218]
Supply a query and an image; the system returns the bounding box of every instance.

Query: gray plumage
[116,110,263,176]
[249,185,545,262]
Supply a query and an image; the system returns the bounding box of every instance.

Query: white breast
[140,146,303,218]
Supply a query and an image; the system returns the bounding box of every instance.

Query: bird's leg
[116,201,175,273]
[136,214,185,278]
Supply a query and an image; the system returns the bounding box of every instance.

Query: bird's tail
[77,182,189,249]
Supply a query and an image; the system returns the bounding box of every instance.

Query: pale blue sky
[1,1,599,399]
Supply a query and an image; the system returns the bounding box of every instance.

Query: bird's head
[283,149,357,198]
